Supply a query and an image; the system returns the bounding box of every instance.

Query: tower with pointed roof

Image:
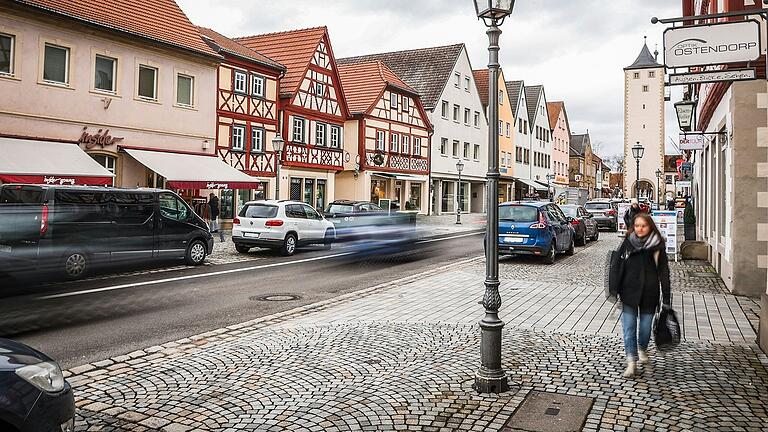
[623,38,665,200]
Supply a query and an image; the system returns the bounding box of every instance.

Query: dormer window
[315,82,325,96]
[390,92,398,109]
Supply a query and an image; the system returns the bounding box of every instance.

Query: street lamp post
[473,0,515,395]
[272,134,285,200]
[631,142,644,200]
[655,168,662,209]
[456,160,465,225]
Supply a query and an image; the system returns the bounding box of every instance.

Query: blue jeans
[622,304,654,361]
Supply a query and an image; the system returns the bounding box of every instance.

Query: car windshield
[560,206,578,217]
[326,204,354,214]
[499,205,538,222]
[585,202,611,210]
[240,204,278,218]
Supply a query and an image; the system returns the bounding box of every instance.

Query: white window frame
[473,144,480,161]
[251,127,264,152]
[330,125,341,149]
[464,76,470,92]
[176,73,194,107]
[463,142,470,159]
[441,101,449,119]
[414,137,422,156]
[137,64,158,100]
[464,108,470,125]
[454,72,460,88]
[292,117,306,144]
[474,112,480,128]
[453,104,460,122]
[401,135,410,155]
[452,140,459,157]
[440,138,448,156]
[234,70,247,93]
[390,92,398,109]
[251,74,265,97]
[0,33,14,76]
[376,130,386,151]
[43,43,70,85]
[93,54,117,93]
[402,96,410,112]
[232,125,246,151]
[315,122,326,146]
[391,133,400,153]
[498,90,504,105]
[315,81,325,96]
[506,122,510,137]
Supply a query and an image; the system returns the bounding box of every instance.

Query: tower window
[633,72,640,79]
[642,85,649,92]
[648,71,655,78]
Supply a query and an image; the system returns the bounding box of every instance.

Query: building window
[234,70,247,93]
[498,120,503,135]
[390,133,400,153]
[252,128,264,152]
[499,90,504,104]
[176,74,194,107]
[453,104,460,122]
[314,81,325,96]
[464,76,470,91]
[251,74,265,97]
[648,71,655,78]
[138,65,157,100]
[506,122,510,137]
[454,72,460,88]
[0,33,14,75]
[473,144,480,161]
[463,142,470,159]
[232,125,246,151]
[642,85,649,92]
[440,137,448,156]
[330,125,341,149]
[442,101,449,118]
[633,72,640,79]
[94,55,116,93]
[376,131,386,151]
[474,111,480,127]
[43,43,69,84]
[403,97,410,111]
[518,120,523,133]
[315,122,326,146]
[414,137,422,156]
[390,92,398,109]
[91,154,116,186]
[452,140,459,157]
[402,136,410,155]
[292,117,305,143]
[464,108,470,125]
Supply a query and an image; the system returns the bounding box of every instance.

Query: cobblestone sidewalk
[70,236,768,431]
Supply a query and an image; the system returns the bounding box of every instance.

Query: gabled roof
[337,44,465,110]
[570,133,591,156]
[547,101,571,132]
[625,41,660,70]
[524,85,544,127]
[198,27,284,71]
[235,27,329,98]
[11,0,219,58]
[472,69,490,107]
[338,61,416,115]
[505,80,524,118]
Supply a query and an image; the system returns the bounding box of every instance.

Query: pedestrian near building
[208,193,224,241]
[623,200,641,232]
[615,213,672,378]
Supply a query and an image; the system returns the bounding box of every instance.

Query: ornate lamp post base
[475,317,509,393]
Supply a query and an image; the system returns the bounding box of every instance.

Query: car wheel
[576,232,587,246]
[565,237,575,256]
[281,233,297,256]
[592,230,600,241]
[235,244,251,254]
[63,251,88,279]
[543,242,556,264]
[322,229,334,251]
[185,239,207,266]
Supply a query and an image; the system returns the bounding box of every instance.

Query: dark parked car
[0,338,75,432]
[560,204,599,245]
[0,184,213,280]
[584,200,618,231]
[497,202,575,264]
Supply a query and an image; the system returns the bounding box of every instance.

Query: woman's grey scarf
[628,231,662,251]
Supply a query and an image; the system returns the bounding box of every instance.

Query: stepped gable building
[335,60,432,213]
[339,44,488,215]
[236,27,350,209]
[547,101,571,198]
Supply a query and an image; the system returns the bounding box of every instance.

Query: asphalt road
[0,232,484,369]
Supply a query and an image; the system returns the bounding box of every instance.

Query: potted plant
[683,201,696,241]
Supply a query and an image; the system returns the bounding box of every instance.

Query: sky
[178,0,684,161]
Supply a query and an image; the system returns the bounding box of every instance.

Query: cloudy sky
[178,0,683,160]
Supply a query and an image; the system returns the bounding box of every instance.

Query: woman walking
[616,213,671,378]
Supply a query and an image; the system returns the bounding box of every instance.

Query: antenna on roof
[643,35,647,45]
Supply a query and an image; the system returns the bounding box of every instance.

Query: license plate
[243,232,260,238]
[505,237,524,243]
[0,244,10,253]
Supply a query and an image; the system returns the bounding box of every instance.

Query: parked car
[0,184,213,280]
[0,338,75,432]
[497,202,575,264]
[233,200,336,256]
[560,204,599,245]
[584,200,618,231]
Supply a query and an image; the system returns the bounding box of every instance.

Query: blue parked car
[497,201,575,264]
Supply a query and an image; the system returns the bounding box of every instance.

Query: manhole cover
[251,294,301,302]
[502,391,593,432]
[690,272,718,278]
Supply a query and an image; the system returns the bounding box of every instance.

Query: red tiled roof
[198,27,284,71]
[12,0,219,58]
[547,101,563,129]
[472,69,489,107]
[235,27,328,98]
[338,61,417,115]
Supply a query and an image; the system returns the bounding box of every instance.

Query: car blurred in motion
[324,200,417,256]
[0,338,75,432]
[0,184,213,281]
[497,201,575,264]
[560,204,599,245]
[584,200,618,231]
[233,200,335,256]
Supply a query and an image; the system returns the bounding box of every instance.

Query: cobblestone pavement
[70,235,768,431]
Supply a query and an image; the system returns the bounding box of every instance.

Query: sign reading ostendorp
[664,20,761,68]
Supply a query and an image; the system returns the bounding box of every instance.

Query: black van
[0,184,213,279]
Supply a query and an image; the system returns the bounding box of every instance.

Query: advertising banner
[679,134,706,151]
[664,20,761,68]
[669,68,756,85]
[617,202,632,233]
[652,210,679,260]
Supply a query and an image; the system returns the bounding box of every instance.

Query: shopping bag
[605,250,623,301]
[654,308,681,350]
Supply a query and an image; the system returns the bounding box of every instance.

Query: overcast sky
[178,0,684,160]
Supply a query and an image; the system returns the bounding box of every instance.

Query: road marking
[37,232,482,300]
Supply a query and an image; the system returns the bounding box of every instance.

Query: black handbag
[654,308,681,350]
[605,248,624,300]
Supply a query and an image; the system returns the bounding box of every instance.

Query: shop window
[251,74,265,97]
[376,131,386,151]
[94,55,116,93]
[292,117,305,143]
[91,154,116,186]
[316,179,326,210]
[441,182,454,213]
[251,128,264,153]
[304,178,315,205]
[234,71,247,93]
[138,65,157,100]
[413,137,422,156]
[43,43,69,84]
[330,126,341,149]
[176,74,194,107]
[315,122,326,146]
[0,33,14,75]
[232,125,245,151]
[219,190,234,220]
[408,183,422,211]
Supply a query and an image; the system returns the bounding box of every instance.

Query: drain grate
[502,391,593,432]
[251,294,301,302]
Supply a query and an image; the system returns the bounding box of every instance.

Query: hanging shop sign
[669,68,756,85]
[78,126,124,149]
[664,20,761,68]
[679,134,705,150]
[652,210,679,259]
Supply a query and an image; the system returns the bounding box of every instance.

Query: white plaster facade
[527,86,553,185]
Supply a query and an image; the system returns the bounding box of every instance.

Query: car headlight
[15,361,65,392]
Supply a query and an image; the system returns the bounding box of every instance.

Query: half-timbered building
[199,27,285,220]
[236,27,350,209]
[336,61,432,213]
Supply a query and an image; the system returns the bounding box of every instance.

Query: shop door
[290,178,302,201]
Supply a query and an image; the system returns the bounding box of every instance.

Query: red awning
[0,174,112,186]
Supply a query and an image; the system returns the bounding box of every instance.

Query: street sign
[676,181,692,188]
[669,68,756,85]
[679,134,705,150]
[664,20,761,68]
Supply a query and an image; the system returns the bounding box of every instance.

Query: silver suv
[232,200,336,256]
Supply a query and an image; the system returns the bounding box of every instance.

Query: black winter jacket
[617,238,672,311]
